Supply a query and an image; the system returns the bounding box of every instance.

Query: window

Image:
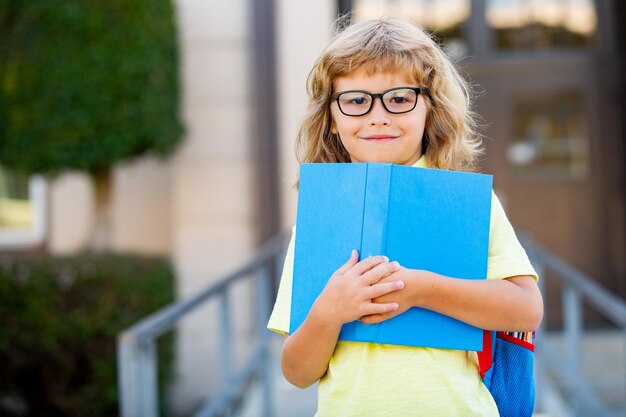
[506,92,588,180]
[349,0,598,55]
[0,165,47,249]
[485,0,597,50]
[352,0,471,57]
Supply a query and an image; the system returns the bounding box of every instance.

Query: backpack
[477,330,536,417]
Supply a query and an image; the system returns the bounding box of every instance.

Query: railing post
[118,333,138,417]
[141,339,159,417]
[219,290,233,416]
[563,288,582,375]
[257,262,273,417]
[118,333,159,417]
[563,286,583,415]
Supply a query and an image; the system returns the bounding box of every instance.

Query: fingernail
[392,303,399,310]
[393,261,400,270]
[383,256,389,262]
[397,280,404,289]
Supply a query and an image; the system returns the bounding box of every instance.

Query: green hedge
[0,0,182,177]
[0,253,175,417]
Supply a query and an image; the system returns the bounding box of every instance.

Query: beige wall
[47,157,172,256]
[170,0,255,413]
[111,157,173,255]
[277,1,336,230]
[48,173,93,254]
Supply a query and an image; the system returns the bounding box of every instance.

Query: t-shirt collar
[411,154,429,168]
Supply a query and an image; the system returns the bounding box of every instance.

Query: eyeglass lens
[337,88,418,116]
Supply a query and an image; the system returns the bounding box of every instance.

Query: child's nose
[368,98,391,126]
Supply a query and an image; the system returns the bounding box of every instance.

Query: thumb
[336,249,359,274]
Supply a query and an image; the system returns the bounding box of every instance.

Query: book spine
[360,164,391,258]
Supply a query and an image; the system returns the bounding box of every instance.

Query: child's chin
[350,152,397,164]
[367,154,396,164]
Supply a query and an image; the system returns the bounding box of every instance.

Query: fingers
[361,261,400,284]
[360,314,385,325]
[335,249,359,274]
[365,279,404,299]
[349,255,389,276]
[362,301,398,317]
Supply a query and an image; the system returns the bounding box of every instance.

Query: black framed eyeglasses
[331,86,426,116]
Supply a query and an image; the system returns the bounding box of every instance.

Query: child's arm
[360,268,543,331]
[281,251,404,388]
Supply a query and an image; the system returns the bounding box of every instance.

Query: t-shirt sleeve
[267,227,295,334]
[487,192,538,282]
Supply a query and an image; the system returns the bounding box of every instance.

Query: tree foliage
[0,0,182,177]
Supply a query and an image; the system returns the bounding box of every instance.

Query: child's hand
[359,265,422,324]
[312,250,404,327]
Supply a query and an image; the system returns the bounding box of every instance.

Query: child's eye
[384,89,417,110]
[338,93,370,108]
[390,96,409,104]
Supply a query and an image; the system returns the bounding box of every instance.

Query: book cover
[290,163,493,350]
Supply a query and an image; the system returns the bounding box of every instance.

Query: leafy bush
[0,253,175,417]
[0,0,182,177]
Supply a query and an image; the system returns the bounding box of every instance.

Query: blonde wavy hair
[296,16,483,172]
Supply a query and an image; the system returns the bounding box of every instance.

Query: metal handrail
[520,234,626,417]
[117,232,289,417]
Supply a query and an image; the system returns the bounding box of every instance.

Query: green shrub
[0,0,182,177]
[0,253,175,417]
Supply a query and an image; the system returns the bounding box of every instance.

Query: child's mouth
[362,135,399,142]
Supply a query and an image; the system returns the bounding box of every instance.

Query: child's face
[330,69,427,166]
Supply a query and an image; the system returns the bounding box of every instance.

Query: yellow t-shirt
[268,157,538,417]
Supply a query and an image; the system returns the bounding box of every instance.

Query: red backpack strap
[477,329,493,379]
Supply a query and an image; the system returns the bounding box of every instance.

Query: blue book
[290,163,493,350]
